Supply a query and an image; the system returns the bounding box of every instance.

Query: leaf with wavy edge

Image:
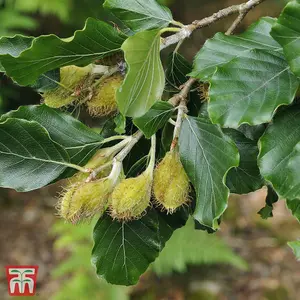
[271,0,300,77]
[209,49,299,128]
[179,116,239,229]
[190,17,282,80]
[0,118,71,192]
[258,105,300,200]
[117,29,165,118]
[133,101,175,138]
[92,209,187,285]
[0,105,103,168]
[0,18,126,85]
[104,0,173,32]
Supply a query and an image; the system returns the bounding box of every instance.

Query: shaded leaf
[0,35,33,71]
[92,210,187,285]
[225,129,264,194]
[0,118,70,192]
[133,101,175,138]
[209,49,299,128]
[0,18,126,85]
[190,17,281,80]
[179,116,239,229]
[0,105,103,169]
[258,186,279,219]
[103,0,173,32]
[117,29,165,118]
[258,105,300,200]
[31,69,60,92]
[271,0,300,77]
[166,52,191,89]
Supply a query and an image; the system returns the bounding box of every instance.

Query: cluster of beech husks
[43,64,123,116]
[44,64,190,223]
[57,147,189,224]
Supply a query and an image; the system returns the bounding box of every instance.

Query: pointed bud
[110,172,152,221]
[153,151,189,213]
[58,178,114,224]
[43,65,92,108]
[87,73,123,116]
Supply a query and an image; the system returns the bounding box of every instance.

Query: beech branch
[161,0,267,50]
[169,78,197,150]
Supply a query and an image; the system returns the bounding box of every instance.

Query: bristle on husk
[110,172,152,221]
[153,151,189,213]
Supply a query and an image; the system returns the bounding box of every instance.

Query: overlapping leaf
[92,210,187,285]
[103,0,173,32]
[190,17,282,80]
[258,186,279,219]
[209,49,299,128]
[224,129,264,194]
[133,101,175,138]
[258,105,300,200]
[0,35,33,71]
[117,29,165,118]
[0,18,126,85]
[271,0,300,77]
[1,105,104,169]
[0,118,70,192]
[179,116,239,229]
[166,52,192,89]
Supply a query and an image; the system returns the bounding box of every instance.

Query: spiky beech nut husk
[58,178,113,224]
[110,172,152,221]
[153,151,189,213]
[43,65,92,108]
[87,73,123,116]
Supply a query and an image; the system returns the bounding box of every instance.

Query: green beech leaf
[224,129,264,194]
[31,69,60,92]
[237,124,266,142]
[190,17,281,80]
[133,101,175,138]
[166,52,192,89]
[0,18,126,86]
[271,0,300,77]
[179,116,239,229]
[258,186,279,219]
[286,199,300,222]
[117,29,165,118]
[288,241,300,260]
[92,209,187,286]
[0,118,70,192]
[209,49,299,128]
[0,35,33,71]
[0,105,103,169]
[258,105,300,200]
[103,0,173,32]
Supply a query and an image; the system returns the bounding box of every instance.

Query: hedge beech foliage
[1,0,300,286]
